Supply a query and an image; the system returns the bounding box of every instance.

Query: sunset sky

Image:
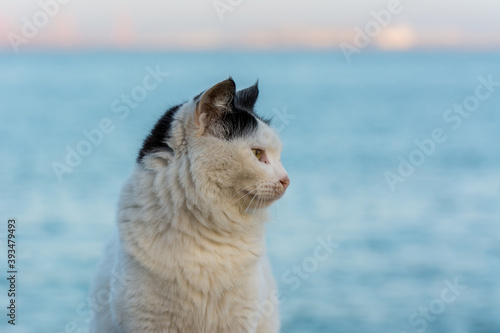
[1,0,499,52]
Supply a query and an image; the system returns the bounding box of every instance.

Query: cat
[89,78,290,333]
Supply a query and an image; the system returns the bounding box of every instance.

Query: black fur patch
[234,81,259,111]
[220,106,259,140]
[137,104,181,162]
[217,80,270,139]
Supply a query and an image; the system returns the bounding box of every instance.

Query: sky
[1,0,499,52]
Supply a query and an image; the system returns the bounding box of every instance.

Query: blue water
[1,51,499,333]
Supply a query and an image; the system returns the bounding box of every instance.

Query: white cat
[89,78,289,333]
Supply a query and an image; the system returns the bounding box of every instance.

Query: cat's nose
[280,176,290,191]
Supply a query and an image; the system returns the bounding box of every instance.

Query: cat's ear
[194,78,236,134]
[235,80,259,110]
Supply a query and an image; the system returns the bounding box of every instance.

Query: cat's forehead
[249,120,282,151]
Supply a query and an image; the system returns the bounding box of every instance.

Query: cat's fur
[89,78,289,333]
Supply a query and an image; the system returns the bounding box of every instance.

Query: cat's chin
[240,193,283,210]
[254,197,277,208]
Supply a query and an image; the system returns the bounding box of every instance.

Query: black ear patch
[199,78,236,121]
[235,81,259,111]
[200,79,262,140]
[137,104,181,162]
[220,108,259,140]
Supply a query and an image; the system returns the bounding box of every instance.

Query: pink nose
[280,176,290,191]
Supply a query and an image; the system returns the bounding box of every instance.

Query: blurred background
[0,1,499,332]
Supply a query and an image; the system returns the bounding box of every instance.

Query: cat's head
[138,78,289,213]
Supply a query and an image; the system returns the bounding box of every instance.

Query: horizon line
[1,45,500,54]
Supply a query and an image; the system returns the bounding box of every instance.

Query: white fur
[89,95,288,332]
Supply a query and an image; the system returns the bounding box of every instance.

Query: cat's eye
[252,149,262,160]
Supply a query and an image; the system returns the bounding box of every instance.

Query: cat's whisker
[252,197,265,221]
[231,188,256,205]
[230,183,257,201]
[233,183,256,196]
[244,185,264,214]
[232,184,261,206]
[231,190,256,207]
[244,190,259,214]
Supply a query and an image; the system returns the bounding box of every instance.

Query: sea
[0,51,499,333]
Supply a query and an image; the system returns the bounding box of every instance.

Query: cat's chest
[173,236,263,292]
